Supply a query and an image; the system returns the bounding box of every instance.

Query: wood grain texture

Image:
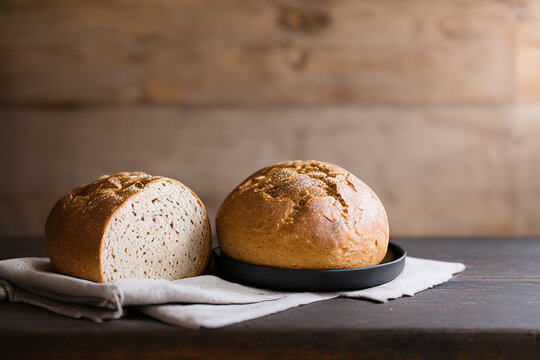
[1,237,539,359]
[0,107,516,237]
[1,0,539,237]
[514,105,540,234]
[0,0,516,106]
[516,0,540,102]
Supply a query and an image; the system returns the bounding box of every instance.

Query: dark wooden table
[1,237,539,359]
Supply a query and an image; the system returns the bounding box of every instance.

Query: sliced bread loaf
[45,172,211,283]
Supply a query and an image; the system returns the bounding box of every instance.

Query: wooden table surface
[1,237,539,359]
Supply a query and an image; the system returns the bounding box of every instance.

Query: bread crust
[216,160,389,269]
[45,172,210,282]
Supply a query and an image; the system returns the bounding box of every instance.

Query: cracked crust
[216,160,389,269]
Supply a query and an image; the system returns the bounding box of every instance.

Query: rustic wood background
[1,0,539,236]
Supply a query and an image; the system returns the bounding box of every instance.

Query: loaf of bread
[216,160,389,269]
[45,172,211,282]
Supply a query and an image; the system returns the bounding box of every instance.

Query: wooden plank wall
[1,0,539,236]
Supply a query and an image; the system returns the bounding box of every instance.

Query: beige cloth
[0,257,465,329]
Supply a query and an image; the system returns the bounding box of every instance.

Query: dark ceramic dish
[213,242,407,291]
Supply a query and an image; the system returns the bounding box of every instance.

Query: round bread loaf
[45,172,211,282]
[216,160,389,269]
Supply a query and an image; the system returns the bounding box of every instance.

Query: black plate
[213,242,407,292]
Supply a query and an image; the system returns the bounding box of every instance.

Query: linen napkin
[0,256,465,329]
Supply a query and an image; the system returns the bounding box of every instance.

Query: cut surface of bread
[101,180,210,282]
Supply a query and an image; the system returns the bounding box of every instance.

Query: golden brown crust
[216,160,389,269]
[45,172,162,282]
